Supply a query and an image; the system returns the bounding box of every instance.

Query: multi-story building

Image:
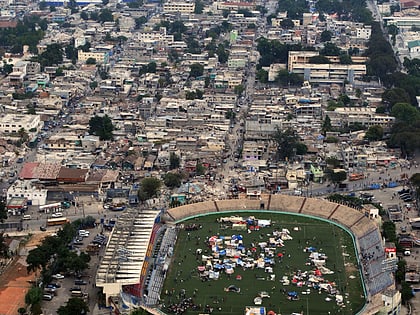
[163,1,195,13]
[0,114,42,135]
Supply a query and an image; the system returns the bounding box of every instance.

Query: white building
[356,25,372,40]
[7,180,48,206]
[0,114,42,135]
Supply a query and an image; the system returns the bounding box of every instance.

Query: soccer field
[160,212,366,315]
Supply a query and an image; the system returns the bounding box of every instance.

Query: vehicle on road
[74,279,87,285]
[52,274,64,279]
[51,212,63,218]
[42,294,53,301]
[47,217,70,226]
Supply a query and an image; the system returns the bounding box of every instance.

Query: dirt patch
[345,263,358,273]
[0,235,41,315]
[26,232,47,247]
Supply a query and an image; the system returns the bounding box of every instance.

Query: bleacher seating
[300,198,337,219]
[267,195,304,213]
[160,196,394,304]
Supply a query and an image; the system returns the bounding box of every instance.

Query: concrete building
[163,1,195,13]
[7,180,48,206]
[0,114,42,135]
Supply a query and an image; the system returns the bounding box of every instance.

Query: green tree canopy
[308,55,330,64]
[272,127,301,161]
[138,178,161,201]
[327,169,347,186]
[164,173,182,188]
[0,200,7,222]
[169,152,180,170]
[98,8,113,22]
[320,30,332,42]
[88,115,114,140]
[25,287,42,307]
[364,125,384,141]
[57,298,89,315]
[280,19,294,29]
[320,42,341,56]
[0,233,8,258]
[391,102,420,124]
[85,57,96,65]
[189,63,204,78]
[38,43,63,68]
[276,69,303,86]
[256,69,268,83]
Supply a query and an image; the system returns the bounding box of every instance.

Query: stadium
[95,195,400,315]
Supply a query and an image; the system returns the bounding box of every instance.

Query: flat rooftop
[96,208,159,287]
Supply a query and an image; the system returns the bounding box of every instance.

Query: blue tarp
[370,183,380,189]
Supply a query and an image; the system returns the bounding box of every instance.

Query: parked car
[69,286,81,292]
[51,212,63,218]
[49,282,61,288]
[42,294,53,301]
[78,230,90,237]
[39,226,47,231]
[74,279,87,285]
[52,274,64,279]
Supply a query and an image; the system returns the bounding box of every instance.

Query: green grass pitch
[160,212,366,315]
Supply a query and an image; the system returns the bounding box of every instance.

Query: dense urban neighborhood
[0,0,420,313]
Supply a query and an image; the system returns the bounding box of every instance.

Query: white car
[52,274,64,279]
[78,230,90,237]
[51,212,63,218]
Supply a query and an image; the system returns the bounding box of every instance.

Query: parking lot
[40,227,106,315]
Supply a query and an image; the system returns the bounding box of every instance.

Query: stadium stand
[117,196,394,315]
[300,198,337,219]
[266,195,304,213]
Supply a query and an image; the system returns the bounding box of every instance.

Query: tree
[256,69,268,83]
[320,42,341,56]
[391,102,420,125]
[234,84,245,96]
[38,43,63,68]
[98,8,113,22]
[276,70,303,86]
[327,170,347,186]
[25,287,42,306]
[308,55,330,64]
[138,178,161,201]
[410,173,420,194]
[320,30,332,42]
[382,221,397,242]
[339,54,352,64]
[382,88,411,109]
[189,63,204,78]
[85,57,96,65]
[194,0,204,13]
[135,16,147,29]
[196,162,206,175]
[80,11,89,20]
[401,281,414,304]
[280,19,294,29]
[216,43,229,64]
[57,298,89,315]
[321,115,332,135]
[164,173,182,188]
[272,127,301,161]
[0,233,8,258]
[0,200,7,223]
[364,125,383,141]
[169,152,180,170]
[88,115,114,141]
[325,157,340,168]
[18,128,29,143]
